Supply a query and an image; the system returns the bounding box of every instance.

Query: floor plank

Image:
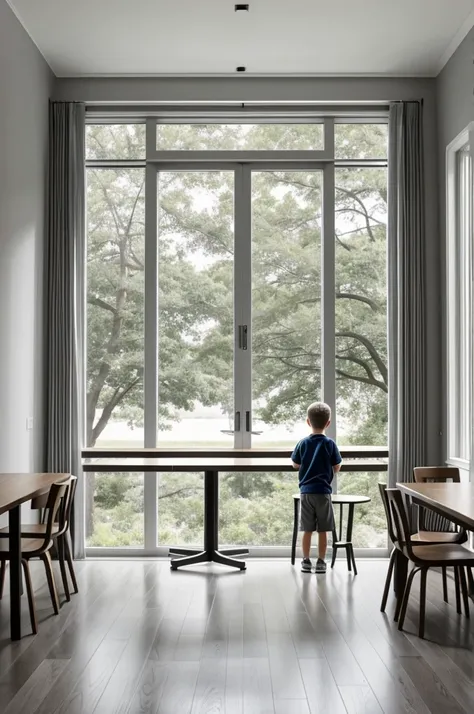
[1,560,474,714]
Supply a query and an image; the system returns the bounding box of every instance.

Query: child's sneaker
[315,558,327,574]
[301,558,312,573]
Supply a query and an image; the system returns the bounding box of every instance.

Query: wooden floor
[1,559,474,714]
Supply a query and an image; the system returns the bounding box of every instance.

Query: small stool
[291,493,371,574]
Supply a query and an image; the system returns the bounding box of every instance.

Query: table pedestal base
[168,470,248,571]
[169,547,247,570]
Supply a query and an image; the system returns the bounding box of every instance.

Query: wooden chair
[413,466,468,604]
[386,488,474,638]
[0,481,69,634]
[379,483,464,617]
[0,475,78,601]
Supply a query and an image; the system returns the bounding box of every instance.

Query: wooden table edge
[397,481,474,531]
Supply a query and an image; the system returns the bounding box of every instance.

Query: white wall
[436,28,474,477]
[0,0,54,476]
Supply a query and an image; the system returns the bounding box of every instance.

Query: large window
[447,125,473,468]
[85,119,388,551]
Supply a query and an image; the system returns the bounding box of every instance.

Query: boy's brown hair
[307,402,331,430]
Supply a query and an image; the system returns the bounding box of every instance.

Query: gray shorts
[299,494,334,533]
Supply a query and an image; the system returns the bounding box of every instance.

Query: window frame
[446,124,474,470]
[84,113,389,555]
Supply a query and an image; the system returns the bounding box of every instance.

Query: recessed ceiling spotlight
[236,66,247,72]
[235,4,249,11]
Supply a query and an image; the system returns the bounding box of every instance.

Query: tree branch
[336,331,387,384]
[87,296,117,315]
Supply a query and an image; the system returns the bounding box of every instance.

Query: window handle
[238,325,248,350]
[246,411,250,432]
[235,411,241,432]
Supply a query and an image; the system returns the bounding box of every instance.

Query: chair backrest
[378,482,398,545]
[60,475,77,535]
[385,488,414,559]
[38,480,70,549]
[413,466,460,483]
[413,466,459,532]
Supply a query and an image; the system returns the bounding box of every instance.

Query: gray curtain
[45,102,86,557]
[388,101,427,488]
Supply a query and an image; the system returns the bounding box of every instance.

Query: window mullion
[143,121,158,547]
[322,158,336,442]
[234,165,252,448]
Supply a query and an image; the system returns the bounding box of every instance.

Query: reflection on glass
[156,124,324,151]
[85,473,144,547]
[157,171,234,446]
[158,473,204,546]
[335,167,388,447]
[251,171,322,445]
[336,471,387,548]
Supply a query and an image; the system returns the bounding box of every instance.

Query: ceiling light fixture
[235,4,249,11]
[236,66,246,72]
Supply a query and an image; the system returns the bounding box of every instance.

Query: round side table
[291,493,371,574]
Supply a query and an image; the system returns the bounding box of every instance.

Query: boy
[291,402,342,574]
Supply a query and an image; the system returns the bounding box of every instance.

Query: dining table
[397,481,474,597]
[0,473,68,640]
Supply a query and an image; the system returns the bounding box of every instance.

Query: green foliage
[85,123,389,548]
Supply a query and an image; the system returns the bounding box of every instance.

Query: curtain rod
[85,103,390,118]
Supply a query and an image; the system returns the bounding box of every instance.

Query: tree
[85,123,388,547]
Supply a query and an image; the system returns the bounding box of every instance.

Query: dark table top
[0,473,68,515]
[398,482,474,531]
[82,446,389,459]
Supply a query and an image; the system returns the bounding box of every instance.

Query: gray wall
[0,0,54,474]
[437,28,474,464]
[56,75,442,463]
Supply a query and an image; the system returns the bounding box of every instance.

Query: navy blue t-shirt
[291,434,342,494]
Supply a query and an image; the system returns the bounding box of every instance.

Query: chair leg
[350,545,358,576]
[57,537,70,602]
[398,566,418,631]
[454,567,462,614]
[22,559,38,635]
[41,551,60,615]
[381,548,396,612]
[346,546,352,572]
[0,561,6,599]
[419,568,427,639]
[467,567,474,597]
[459,567,470,619]
[291,499,298,566]
[442,567,448,603]
[64,532,78,594]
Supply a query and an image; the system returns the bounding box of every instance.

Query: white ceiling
[7,0,474,77]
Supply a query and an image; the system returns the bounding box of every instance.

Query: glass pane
[86,167,145,546]
[251,171,322,445]
[336,470,387,548]
[157,124,324,151]
[86,124,146,160]
[86,473,144,547]
[158,472,204,546]
[335,167,388,446]
[220,472,296,547]
[157,171,234,446]
[335,123,388,160]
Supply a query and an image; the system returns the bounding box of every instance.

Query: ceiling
[7,0,474,77]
